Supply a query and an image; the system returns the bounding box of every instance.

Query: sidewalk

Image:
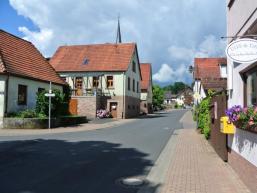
[0,118,135,136]
[161,112,251,193]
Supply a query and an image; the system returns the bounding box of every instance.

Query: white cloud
[168,35,226,63]
[9,0,226,84]
[153,63,189,83]
[18,27,53,52]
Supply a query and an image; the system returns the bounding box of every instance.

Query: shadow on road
[0,139,159,193]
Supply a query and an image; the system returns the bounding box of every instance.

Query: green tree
[152,85,164,109]
[172,82,187,94]
[162,82,189,94]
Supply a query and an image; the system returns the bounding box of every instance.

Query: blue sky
[1,0,227,85]
[0,1,36,36]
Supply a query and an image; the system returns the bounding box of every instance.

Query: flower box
[226,105,257,134]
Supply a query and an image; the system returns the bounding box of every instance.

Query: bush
[35,89,70,117]
[197,97,211,139]
[6,109,47,118]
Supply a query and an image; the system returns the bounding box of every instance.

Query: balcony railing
[71,88,111,97]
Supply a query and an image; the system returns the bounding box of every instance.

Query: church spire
[116,15,122,44]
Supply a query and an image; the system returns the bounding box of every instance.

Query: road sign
[45,93,55,97]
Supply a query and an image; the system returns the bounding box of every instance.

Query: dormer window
[220,64,227,78]
[83,58,89,65]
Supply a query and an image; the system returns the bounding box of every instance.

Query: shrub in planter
[6,109,47,118]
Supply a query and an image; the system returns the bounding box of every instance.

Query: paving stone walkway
[162,126,251,193]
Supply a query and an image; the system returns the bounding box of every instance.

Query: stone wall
[72,96,110,119]
[106,96,140,119]
[74,96,97,119]
[3,116,87,129]
[124,96,140,118]
[73,95,140,119]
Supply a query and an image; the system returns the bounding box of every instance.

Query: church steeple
[116,15,122,44]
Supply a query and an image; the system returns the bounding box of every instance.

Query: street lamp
[188,65,194,73]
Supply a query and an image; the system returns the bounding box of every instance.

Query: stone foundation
[228,148,257,193]
[106,96,140,119]
[73,95,140,119]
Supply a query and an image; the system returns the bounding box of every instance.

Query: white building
[140,63,153,114]
[0,30,65,127]
[226,0,257,191]
[193,58,227,105]
[50,43,142,119]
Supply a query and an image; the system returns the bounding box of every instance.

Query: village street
[0,110,187,193]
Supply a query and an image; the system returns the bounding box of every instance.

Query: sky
[0,0,227,86]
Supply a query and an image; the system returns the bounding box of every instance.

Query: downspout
[122,72,125,119]
[4,73,9,116]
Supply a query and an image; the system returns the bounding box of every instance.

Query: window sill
[106,87,115,90]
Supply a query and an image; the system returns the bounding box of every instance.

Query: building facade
[50,43,142,119]
[140,63,153,114]
[226,0,257,192]
[0,30,65,127]
[193,58,227,105]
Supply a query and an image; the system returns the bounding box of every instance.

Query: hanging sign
[226,38,257,64]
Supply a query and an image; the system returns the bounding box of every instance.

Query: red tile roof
[194,58,227,79]
[201,78,227,91]
[140,63,152,90]
[0,30,65,85]
[50,43,137,72]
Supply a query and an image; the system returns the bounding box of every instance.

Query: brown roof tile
[50,43,137,72]
[140,63,152,90]
[201,78,227,91]
[194,58,227,79]
[0,30,65,85]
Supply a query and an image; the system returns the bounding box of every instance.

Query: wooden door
[110,102,118,118]
[69,99,78,115]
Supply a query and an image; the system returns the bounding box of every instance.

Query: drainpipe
[4,73,9,116]
[122,72,125,119]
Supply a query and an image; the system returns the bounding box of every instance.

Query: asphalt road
[0,110,187,193]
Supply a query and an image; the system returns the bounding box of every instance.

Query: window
[83,58,89,65]
[246,72,257,106]
[93,76,99,88]
[38,88,45,94]
[61,77,66,82]
[75,77,83,89]
[107,76,114,88]
[133,79,135,92]
[220,64,227,78]
[137,81,139,93]
[132,61,136,72]
[18,85,27,105]
[128,77,131,90]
